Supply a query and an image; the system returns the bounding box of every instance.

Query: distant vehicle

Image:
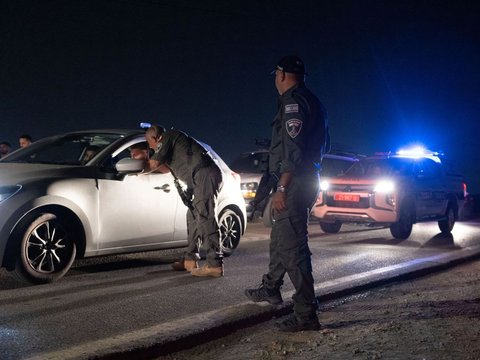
[230,148,359,224]
[312,147,466,238]
[0,129,246,284]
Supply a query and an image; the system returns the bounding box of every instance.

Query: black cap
[272,55,306,75]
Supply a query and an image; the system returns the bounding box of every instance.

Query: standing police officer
[145,125,224,278]
[245,56,329,331]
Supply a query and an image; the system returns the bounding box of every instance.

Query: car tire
[262,196,274,228]
[219,208,242,257]
[438,204,456,233]
[319,221,342,234]
[390,201,414,239]
[11,212,76,284]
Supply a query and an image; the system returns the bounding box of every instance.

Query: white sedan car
[0,129,246,284]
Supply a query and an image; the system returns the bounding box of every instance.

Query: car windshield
[230,152,269,173]
[321,157,356,177]
[2,133,124,165]
[345,158,414,177]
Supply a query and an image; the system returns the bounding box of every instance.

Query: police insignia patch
[285,104,299,114]
[286,119,302,138]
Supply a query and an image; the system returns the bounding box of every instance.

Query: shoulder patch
[285,104,299,114]
[285,119,303,138]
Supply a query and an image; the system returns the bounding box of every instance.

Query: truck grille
[325,195,370,209]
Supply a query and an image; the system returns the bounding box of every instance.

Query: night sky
[2,1,479,191]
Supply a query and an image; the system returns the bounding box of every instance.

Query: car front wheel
[11,212,76,284]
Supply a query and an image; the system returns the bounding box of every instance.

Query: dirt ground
[156,259,480,360]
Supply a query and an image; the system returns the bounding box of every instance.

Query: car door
[93,138,181,250]
[413,159,443,217]
[96,171,180,249]
[422,159,446,215]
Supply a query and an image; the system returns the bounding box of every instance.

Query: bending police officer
[145,125,224,278]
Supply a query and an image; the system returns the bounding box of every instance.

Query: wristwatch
[277,185,287,193]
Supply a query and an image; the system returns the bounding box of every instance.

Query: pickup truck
[313,151,466,239]
[231,149,359,223]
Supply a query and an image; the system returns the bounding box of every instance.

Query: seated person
[129,141,149,161]
[81,145,101,164]
[129,141,169,173]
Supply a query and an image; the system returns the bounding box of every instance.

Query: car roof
[364,154,442,164]
[58,129,144,136]
[236,149,359,161]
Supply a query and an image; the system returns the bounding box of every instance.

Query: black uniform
[264,83,328,318]
[151,129,223,267]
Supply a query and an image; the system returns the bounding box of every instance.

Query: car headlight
[0,185,22,203]
[241,182,258,199]
[374,180,395,193]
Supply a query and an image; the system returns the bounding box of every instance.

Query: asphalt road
[1,219,480,360]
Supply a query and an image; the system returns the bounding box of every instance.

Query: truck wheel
[390,202,414,239]
[438,204,456,233]
[319,221,342,234]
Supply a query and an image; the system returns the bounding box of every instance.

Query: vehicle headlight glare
[0,185,22,203]
[320,180,330,191]
[374,180,395,193]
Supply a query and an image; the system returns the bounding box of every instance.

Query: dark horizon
[1,0,479,191]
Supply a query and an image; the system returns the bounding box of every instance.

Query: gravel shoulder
[156,259,480,360]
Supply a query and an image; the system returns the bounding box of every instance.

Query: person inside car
[81,145,101,164]
[0,141,11,159]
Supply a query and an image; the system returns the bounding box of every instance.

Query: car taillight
[241,182,258,199]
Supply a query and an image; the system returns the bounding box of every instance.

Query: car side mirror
[115,158,145,173]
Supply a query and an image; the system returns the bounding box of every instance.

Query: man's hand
[147,160,170,174]
[272,171,292,213]
[272,191,288,212]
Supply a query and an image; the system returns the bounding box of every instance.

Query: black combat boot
[275,313,321,332]
[244,283,283,305]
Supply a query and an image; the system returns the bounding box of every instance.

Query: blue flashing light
[140,122,152,129]
[396,145,443,163]
[397,146,427,158]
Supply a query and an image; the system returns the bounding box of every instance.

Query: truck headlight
[320,180,330,191]
[374,180,395,206]
[0,185,22,203]
[374,180,395,193]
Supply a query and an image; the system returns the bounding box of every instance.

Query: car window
[414,158,441,178]
[100,137,147,173]
[321,157,355,177]
[2,133,121,165]
[230,152,269,173]
[346,158,413,177]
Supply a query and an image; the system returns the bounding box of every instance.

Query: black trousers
[263,172,320,318]
[185,164,223,267]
